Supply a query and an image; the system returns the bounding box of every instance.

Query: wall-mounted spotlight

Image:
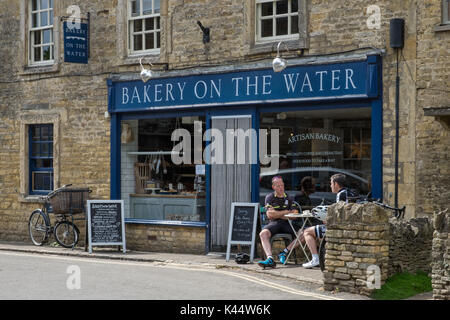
[139,58,153,83]
[197,21,210,44]
[272,41,289,72]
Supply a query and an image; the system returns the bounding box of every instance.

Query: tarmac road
[0,250,365,301]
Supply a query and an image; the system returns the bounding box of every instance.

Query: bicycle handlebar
[349,195,406,219]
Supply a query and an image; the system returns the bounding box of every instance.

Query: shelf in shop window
[127,151,183,155]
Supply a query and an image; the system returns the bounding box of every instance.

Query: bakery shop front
[107,52,382,253]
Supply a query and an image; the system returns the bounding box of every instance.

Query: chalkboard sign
[87,200,126,253]
[226,203,259,263]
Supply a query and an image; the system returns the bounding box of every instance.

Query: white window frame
[29,0,54,66]
[128,0,161,56]
[443,0,450,24]
[255,0,300,43]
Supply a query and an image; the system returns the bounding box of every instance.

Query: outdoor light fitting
[272,41,289,72]
[197,21,210,44]
[139,58,153,83]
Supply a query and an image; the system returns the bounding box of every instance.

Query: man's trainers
[302,259,320,269]
[258,257,276,269]
[278,252,287,264]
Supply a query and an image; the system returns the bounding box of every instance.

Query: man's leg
[304,227,318,255]
[279,227,305,264]
[302,226,321,268]
[259,229,273,258]
[258,228,276,268]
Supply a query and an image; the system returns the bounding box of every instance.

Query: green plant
[371,271,432,300]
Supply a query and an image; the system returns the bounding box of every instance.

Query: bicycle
[349,194,406,219]
[28,184,91,248]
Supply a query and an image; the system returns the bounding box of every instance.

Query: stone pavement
[0,241,324,286]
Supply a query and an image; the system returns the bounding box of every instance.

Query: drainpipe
[390,18,404,208]
[395,49,400,208]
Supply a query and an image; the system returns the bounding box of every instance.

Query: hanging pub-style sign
[63,16,89,64]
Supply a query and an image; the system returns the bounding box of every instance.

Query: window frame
[19,112,60,202]
[29,124,54,195]
[255,0,300,43]
[127,0,161,56]
[28,0,55,66]
[443,0,450,24]
[249,0,308,54]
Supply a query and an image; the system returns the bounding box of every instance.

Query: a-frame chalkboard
[226,202,259,263]
[87,200,126,254]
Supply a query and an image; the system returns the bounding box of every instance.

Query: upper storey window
[128,0,161,55]
[256,0,299,42]
[29,0,54,65]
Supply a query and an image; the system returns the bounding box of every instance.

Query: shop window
[29,124,54,194]
[128,0,161,54]
[259,108,371,207]
[29,0,54,65]
[121,116,206,222]
[255,0,300,42]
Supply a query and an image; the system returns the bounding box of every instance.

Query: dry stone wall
[323,202,390,296]
[389,217,433,276]
[324,202,434,296]
[432,209,450,300]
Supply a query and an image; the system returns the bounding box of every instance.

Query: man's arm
[266,208,296,220]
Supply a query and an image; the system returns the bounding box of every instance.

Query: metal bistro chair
[259,206,298,263]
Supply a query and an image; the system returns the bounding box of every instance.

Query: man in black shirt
[257,176,299,268]
[301,173,348,268]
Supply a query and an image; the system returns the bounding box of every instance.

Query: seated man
[258,176,300,269]
[278,173,349,268]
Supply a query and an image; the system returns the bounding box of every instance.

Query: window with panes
[128,0,161,54]
[29,124,54,194]
[256,0,299,42]
[29,0,54,64]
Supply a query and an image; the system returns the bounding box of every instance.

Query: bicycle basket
[48,188,91,214]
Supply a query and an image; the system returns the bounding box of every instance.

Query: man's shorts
[314,224,327,239]
[263,219,300,236]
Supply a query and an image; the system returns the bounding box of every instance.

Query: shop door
[210,116,253,251]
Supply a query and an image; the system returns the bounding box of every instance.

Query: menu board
[87,200,126,253]
[226,203,259,263]
[231,206,255,242]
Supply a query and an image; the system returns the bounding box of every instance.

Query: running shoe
[258,257,276,269]
[302,259,320,269]
[278,252,287,264]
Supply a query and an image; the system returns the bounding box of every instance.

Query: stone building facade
[0,0,448,254]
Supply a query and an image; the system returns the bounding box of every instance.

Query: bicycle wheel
[54,221,79,248]
[28,210,49,246]
[319,237,327,272]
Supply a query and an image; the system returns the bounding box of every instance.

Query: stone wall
[431,209,450,300]
[416,0,450,216]
[389,217,433,276]
[323,202,390,296]
[324,202,434,296]
[125,224,206,254]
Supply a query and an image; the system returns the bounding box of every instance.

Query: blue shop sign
[63,21,88,64]
[109,58,380,112]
